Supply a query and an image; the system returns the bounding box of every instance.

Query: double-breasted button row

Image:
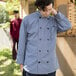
[38,61,49,63]
[38,50,49,52]
[47,39,50,41]
[39,27,50,30]
[39,38,50,41]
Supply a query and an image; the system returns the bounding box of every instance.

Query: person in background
[17,0,72,76]
[10,10,22,60]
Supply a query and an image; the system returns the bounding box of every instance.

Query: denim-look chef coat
[17,11,71,74]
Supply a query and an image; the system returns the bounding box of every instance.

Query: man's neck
[40,11,49,18]
[40,11,45,17]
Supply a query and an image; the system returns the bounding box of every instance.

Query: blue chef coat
[17,11,71,74]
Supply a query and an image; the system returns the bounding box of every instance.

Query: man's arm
[16,17,28,72]
[51,8,72,32]
[10,21,12,38]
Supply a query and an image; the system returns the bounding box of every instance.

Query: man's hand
[20,64,23,72]
[51,8,57,15]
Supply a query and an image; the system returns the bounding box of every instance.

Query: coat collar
[36,11,50,20]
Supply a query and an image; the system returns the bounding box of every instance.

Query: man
[17,0,72,76]
[10,10,22,60]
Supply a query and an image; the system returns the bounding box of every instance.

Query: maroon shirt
[10,18,22,41]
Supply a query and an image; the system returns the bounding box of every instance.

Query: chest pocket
[51,25,57,32]
[51,25,57,38]
[46,24,57,39]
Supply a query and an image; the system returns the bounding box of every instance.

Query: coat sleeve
[10,21,12,37]
[16,17,28,65]
[54,12,72,33]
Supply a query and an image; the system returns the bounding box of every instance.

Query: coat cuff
[54,12,65,21]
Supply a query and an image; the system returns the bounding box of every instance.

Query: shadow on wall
[64,37,76,55]
[56,45,74,76]
[56,37,76,76]
[58,4,67,17]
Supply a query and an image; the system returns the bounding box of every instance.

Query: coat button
[39,16,41,19]
[47,39,50,40]
[39,38,42,40]
[38,61,41,63]
[40,27,42,29]
[47,50,49,52]
[47,27,49,30]
[47,18,50,20]
[39,50,41,52]
[47,61,49,63]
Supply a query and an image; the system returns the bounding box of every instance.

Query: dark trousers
[12,39,18,60]
[23,69,56,76]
